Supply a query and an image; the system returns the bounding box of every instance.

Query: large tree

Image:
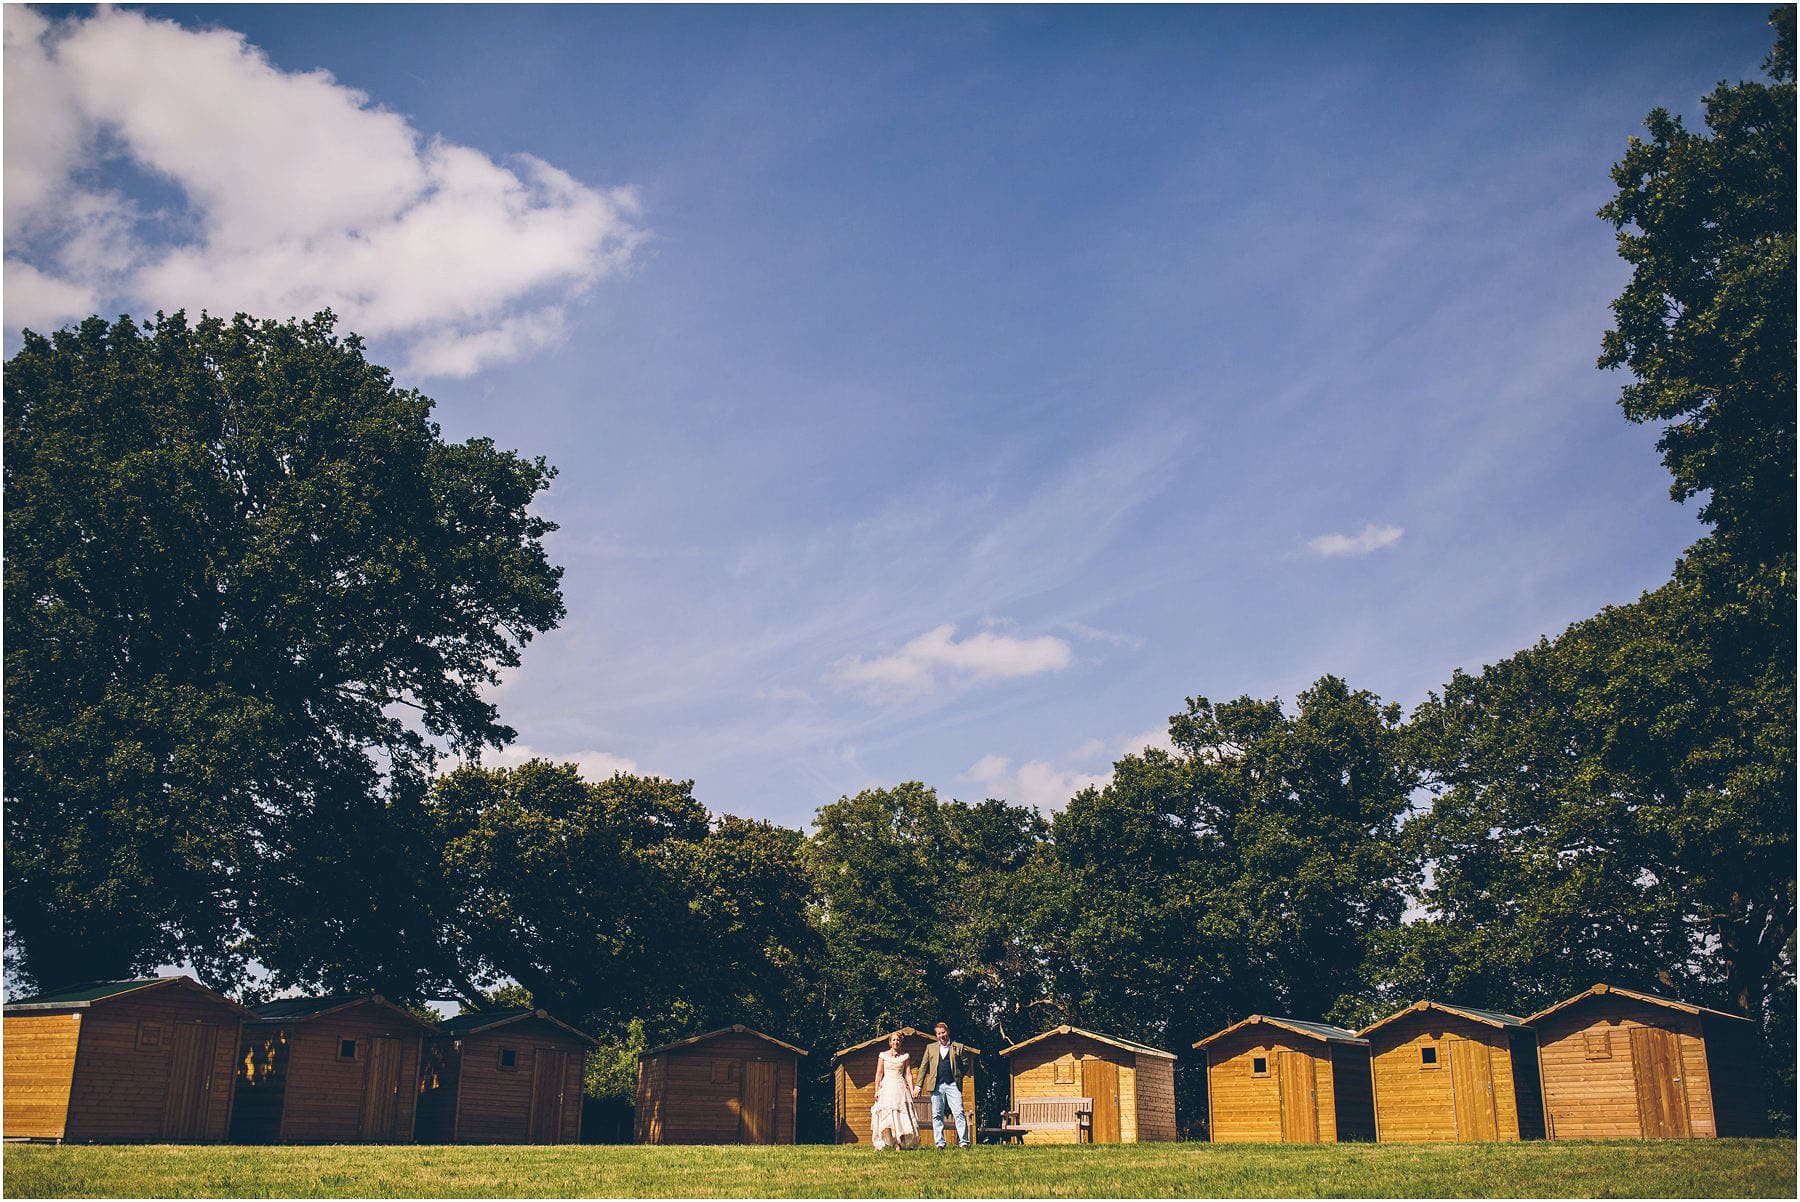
[1598,6,1794,580]
[1388,8,1796,1131]
[3,311,564,990]
[430,762,821,1041]
[806,783,1049,1128]
[1394,564,1792,1013]
[1392,549,1794,1125]
[1050,677,1414,1132]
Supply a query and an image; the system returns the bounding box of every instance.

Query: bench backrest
[1017,1096,1092,1128]
[912,1096,974,1125]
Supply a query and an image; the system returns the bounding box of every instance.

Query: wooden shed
[998,1024,1176,1143]
[3,976,252,1142]
[1359,1001,1544,1142]
[230,994,434,1143]
[634,1025,805,1144]
[415,1007,595,1144]
[1527,983,1766,1139]
[832,1028,981,1146]
[1196,1015,1375,1143]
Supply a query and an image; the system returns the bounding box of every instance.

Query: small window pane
[1251,1056,1269,1076]
[1584,1031,1612,1060]
[1420,1045,1439,1067]
[1054,1060,1076,1085]
[499,1047,518,1071]
[338,1038,358,1061]
[137,1022,164,1050]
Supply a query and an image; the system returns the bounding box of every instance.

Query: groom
[915,1021,972,1149]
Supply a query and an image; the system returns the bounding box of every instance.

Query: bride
[870,1031,920,1149]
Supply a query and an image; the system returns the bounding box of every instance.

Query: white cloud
[451,743,641,781]
[964,718,1184,813]
[4,260,97,331]
[1307,523,1405,557]
[3,8,644,377]
[964,754,1109,813]
[1119,724,1176,756]
[832,623,1073,698]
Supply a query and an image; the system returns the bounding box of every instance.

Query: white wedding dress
[870,1050,920,1150]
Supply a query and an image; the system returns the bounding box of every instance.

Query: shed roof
[641,1024,808,1059]
[4,975,258,1018]
[1357,1000,1527,1038]
[999,1024,1177,1061]
[833,1027,984,1061]
[1193,1014,1367,1049]
[436,1006,597,1045]
[1522,983,1752,1027]
[248,993,436,1030]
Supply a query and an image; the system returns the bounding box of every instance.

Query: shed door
[1277,1052,1319,1142]
[1082,1058,1121,1143]
[162,1022,218,1140]
[1630,1027,1692,1138]
[741,1060,777,1144]
[1448,1038,1497,1141]
[361,1036,404,1141]
[530,1049,569,1144]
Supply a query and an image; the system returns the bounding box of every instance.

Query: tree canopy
[3,310,564,989]
[1599,7,1795,579]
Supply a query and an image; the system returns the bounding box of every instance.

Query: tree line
[4,8,1791,1140]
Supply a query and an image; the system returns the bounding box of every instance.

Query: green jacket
[916,1040,970,1093]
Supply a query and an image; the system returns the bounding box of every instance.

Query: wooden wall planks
[638,1032,799,1145]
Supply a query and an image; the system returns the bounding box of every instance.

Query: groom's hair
[934,1021,949,1033]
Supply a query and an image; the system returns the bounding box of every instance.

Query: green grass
[3,1140,1793,1198]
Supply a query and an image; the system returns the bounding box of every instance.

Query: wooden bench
[911,1096,977,1146]
[989,1096,1093,1144]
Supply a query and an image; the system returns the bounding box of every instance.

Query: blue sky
[4,4,1773,826]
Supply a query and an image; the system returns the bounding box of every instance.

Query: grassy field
[3,1140,1794,1199]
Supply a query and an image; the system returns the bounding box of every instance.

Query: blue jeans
[930,1081,967,1147]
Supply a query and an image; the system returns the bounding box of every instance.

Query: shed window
[1420,1045,1440,1068]
[711,1058,741,1084]
[498,1047,519,1071]
[1250,1056,1269,1077]
[338,1038,359,1061]
[136,1022,164,1050]
[1584,1031,1612,1060]
[1054,1059,1076,1085]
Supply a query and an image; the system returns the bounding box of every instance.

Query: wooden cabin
[3,977,252,1142]
[416,1008,595,1144]
[1359,1001,1544,1142]
[998,1024,1177,1143]
[634,1025,805,1144]
[1527,983,1766,1139]
[1196,1015,1375,1143]
[832,1028,981,1146]
[230,995,433,1143]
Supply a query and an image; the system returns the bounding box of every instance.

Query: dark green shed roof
[5,976,256,1017]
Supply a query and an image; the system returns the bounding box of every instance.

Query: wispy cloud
[1061,620,1144,649]
[832,623,1073,699]
[3,7,644,376]
[1307,523,1404,557]
[753,686,811,703]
